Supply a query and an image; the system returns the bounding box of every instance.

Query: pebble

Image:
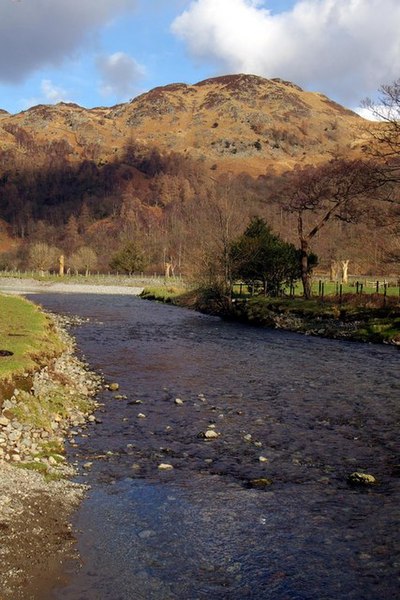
[259,456,269,463]
[347,472,377,485]
[243,434,252,442]
[0,313,102,470]
[204,430,219,440]
[249,478,273,488]
[138,529,156,539]
[158,463,174,470]
[108,383,119,391]
[174,398,184,406]
[137,413,146,419]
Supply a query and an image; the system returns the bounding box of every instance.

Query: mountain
[0,74,369,177]
[2,73,389,275]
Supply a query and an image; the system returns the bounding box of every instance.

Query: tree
[362,79,400,177]
[69,246,97,276]
[182,174,247,293]
[110,242,146,275]
[277,158,383,298]
[230,216,301,296]
[362,80,400,262]
[63,215,81,255]
[28,242,59,275]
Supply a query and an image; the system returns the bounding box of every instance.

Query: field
[0,294,64,399]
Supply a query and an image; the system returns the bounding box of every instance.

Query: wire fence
[0,269,185,288]
[232,278,400,302]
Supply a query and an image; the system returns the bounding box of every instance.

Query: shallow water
[33,294,399,599]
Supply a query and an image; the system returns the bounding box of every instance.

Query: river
[32,293,399,600]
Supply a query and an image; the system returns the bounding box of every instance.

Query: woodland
[0,75,399,296]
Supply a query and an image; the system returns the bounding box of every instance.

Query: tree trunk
[165,262,172,278]
[59,254,65,277]
[330,260,340,282]
[341,260,350,284]
[300,239,312,299]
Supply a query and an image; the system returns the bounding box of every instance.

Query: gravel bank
[0,312,102,599]
[0,277,143,296]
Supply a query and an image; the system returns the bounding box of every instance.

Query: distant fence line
[232,278,400,300]
[0,269,184,286]
[1,270,399,299]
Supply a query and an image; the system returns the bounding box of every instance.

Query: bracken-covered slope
[0,74,370,176]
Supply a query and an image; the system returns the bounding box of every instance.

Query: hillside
[0,74,369,176]
[1,73,394,277]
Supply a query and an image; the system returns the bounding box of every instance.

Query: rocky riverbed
[0,313,102,600]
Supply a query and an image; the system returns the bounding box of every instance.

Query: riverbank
[0,276,143,296]
[141,286,400,345]
[0,297,102,599]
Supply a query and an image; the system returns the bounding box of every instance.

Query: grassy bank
[140,285,192,304]
[141,286,400,345]
[0,294,65,401]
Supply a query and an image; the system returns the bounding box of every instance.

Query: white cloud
[355,107,380,121]
[0,0,138,83]
[41,80,69,104]
[355,104,397,122]
[19,79,70,110]
[171,0,400,105]
[96,52,145,99]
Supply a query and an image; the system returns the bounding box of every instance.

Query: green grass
[15,461,65,482]
[237,295,400,344]
[232,280,400,298]
[140,285,189,303]
[0,294,65,399]
[9,385,93,431]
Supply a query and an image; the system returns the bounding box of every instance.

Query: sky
[0,0,399,116]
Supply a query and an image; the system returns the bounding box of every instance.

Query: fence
[232,278,400,302]
[0,269,185,288]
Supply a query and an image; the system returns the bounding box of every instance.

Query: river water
[32,293,399,600]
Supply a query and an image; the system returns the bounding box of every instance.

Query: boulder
[347,472,377,486]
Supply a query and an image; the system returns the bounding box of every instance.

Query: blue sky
[0,0,399,115]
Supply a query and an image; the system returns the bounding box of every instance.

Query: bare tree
[277,159,383,298]
[28,242,59,275]
[185,174,248,293]
[362,79,400,176]
[69,246,97,276]
[362,80,400,263]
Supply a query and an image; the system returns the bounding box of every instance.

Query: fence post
[339,284,343,303]
[376,280,379,293]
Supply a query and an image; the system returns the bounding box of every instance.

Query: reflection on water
[32,294,399,599]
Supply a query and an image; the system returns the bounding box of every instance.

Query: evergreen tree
[230,216,302,296]
[110,242,146,275]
